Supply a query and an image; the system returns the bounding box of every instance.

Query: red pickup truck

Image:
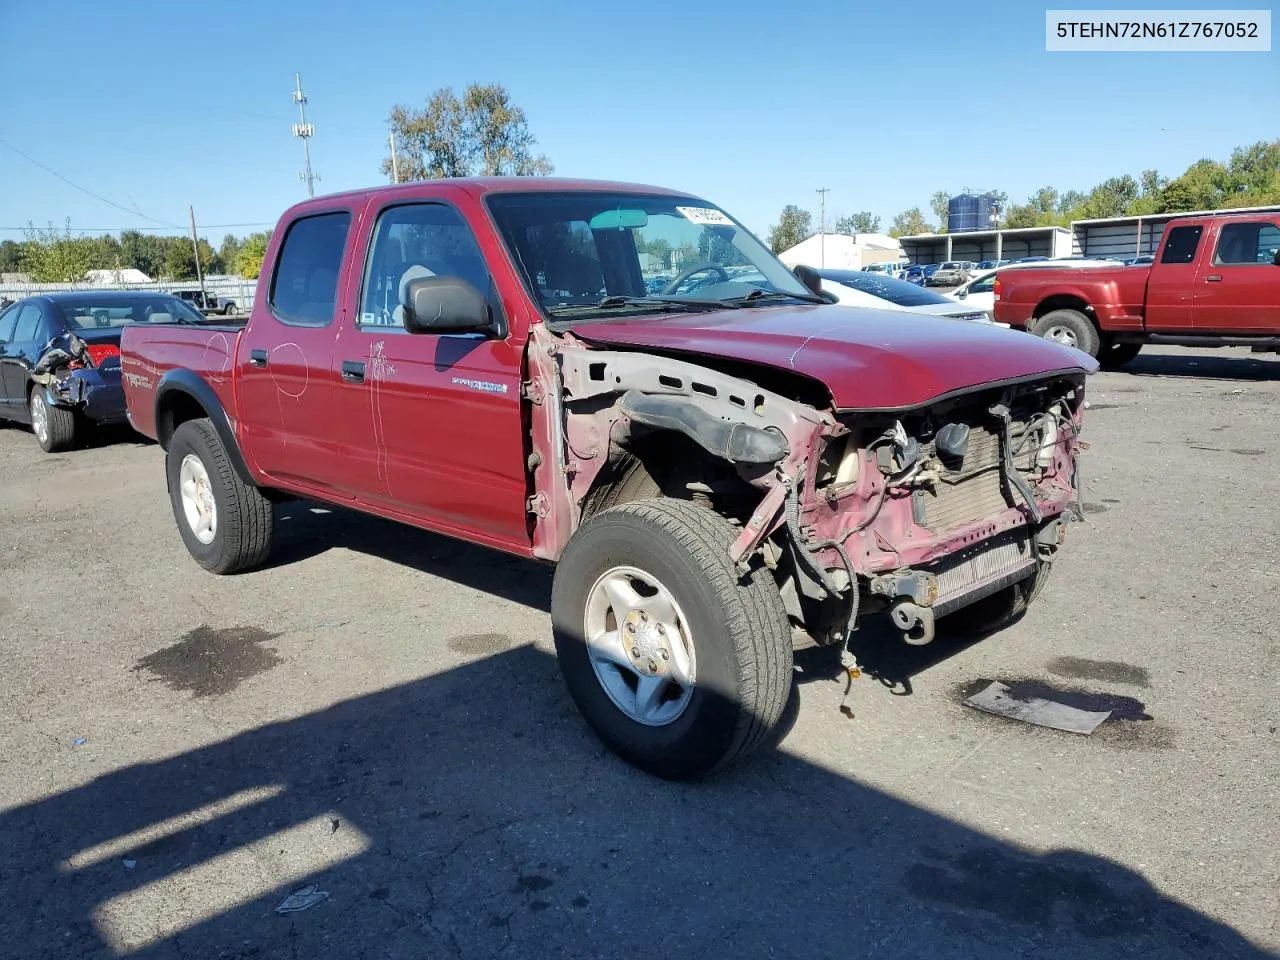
[994,210,1280,367]
[121,177,1095,780]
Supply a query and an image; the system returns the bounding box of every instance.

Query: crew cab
[994,211,1280,367]
[120,178,1096,780]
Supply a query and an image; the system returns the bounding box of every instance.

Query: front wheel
[551,498,793,781]
[1098,341,1142,369]
[1032,309,1100,358]
[166,418,274,574]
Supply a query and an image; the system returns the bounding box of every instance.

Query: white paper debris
[963,680,1112,734]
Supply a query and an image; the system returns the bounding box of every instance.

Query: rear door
[327,198,529,547]
[0,302,45,415]
[0,304,20,415]
[234,208,358,494]
[1193,219,1280,332]
[1143,223,1204,330]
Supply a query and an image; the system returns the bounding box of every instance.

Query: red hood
[572,305,1097,410]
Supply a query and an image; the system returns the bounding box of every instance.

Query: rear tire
[552,498,793,781]
[30,389,76,453]
[1098,341,1142,369]
[166,418,273,574]
[1032,309,1100,358]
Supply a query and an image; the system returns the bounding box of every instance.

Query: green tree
[234,231,271,279]
[1078,175,1140,219]
[219,234,242,275]
[833,211,880,234]
[0,239,24,273]
[384,83,552,181]
[20,220,95,282]
[766,205,813,253]
[930,191,950,233]
[119,230,166,279]
[889,207,933,238]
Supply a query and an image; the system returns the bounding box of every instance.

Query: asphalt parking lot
[1,346,1277,960]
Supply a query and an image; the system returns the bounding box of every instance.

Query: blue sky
[1,0,1276,242]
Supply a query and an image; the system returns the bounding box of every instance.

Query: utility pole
[815,187,830,267]
[292,72,318,198]
[188,206,206,302]
[388,131,400,184]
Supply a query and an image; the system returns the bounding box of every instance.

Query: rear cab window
[268,210,353,325]
[1213,221,1280,265]
[1160,225,1202,264]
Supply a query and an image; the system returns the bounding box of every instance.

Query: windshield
[485,191,813,320]
[52,295,207,329]
[939,261,961,270]
[817,269,957,307]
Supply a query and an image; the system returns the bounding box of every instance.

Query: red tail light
[992,278,1002,301]
[84,344,121,367]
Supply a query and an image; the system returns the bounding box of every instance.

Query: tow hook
[890,600,935,646]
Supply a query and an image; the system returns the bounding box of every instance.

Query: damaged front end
[31,332,127,423]
[526,324,1088,650]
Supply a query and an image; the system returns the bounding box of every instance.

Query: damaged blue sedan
[0,291,209,452]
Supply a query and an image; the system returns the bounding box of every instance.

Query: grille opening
[589,363,606,381]
[658,375,682,389]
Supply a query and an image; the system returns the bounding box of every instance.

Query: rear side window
[1214,222,1280,265]
[1160,225,1202,264]
[268,211,352,325]
[12,304,42,343]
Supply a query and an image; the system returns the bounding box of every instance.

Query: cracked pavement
[0,346,1277,959]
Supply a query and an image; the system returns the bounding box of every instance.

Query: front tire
[30,389,75,453]
[552,498,793,781]
[1032,309,1100,358]
[1098,341,1141,369]
[166,418,273,574]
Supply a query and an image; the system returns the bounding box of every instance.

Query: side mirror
[403,275,491,334]
[956,288,967,299]
[1273,249,1280,266]
[792,264,823,297]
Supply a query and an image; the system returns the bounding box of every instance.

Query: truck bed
[120,321,246,441]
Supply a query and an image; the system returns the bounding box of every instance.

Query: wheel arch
[155,370,256,487]
[1033,294,1096,325]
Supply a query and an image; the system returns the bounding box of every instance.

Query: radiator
[930,532,1037,616]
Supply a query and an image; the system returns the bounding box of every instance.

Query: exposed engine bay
[528,325,1088,650]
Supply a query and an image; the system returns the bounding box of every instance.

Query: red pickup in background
[993,211,1280,368]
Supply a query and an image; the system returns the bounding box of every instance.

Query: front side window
[359,203,491,329]
[485,191,815,322]
[1214,222,1280,265]
[269,211,352,325]
[1160,226,1202,264]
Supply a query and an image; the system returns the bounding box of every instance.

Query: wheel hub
[622,610,670,677]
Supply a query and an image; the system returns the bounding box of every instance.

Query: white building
[777,233,904,271]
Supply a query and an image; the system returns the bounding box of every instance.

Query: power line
[0,137,184,229]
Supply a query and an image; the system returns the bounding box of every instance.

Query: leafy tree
[20,221,95,282]
[119,230,166,279]
[1077,175,1140,219]
[384,83,552,181]
[889,208,933,238]
[0,239,24,273]
[234,231,271,279]
[833,211,880,234]
[219,234,242,275]
[929,191,950,233]
[766,205,813,253]
[1056,190,1086,215]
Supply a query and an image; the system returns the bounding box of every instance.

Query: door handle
[1205,275,1223,282]
[248,348,269,367]
[341,360,366,383]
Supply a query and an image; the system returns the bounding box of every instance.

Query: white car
[815,268,994,323]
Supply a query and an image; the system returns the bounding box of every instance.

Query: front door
[1194,219,1280,332]
[233,208,356,495]
[1144,224,1203,331]
[328,199,529,548]
[0,303,45,419]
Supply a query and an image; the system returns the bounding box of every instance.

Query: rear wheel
[552,498,793,781]
[1098,341,1142,369]
[166,418,273,574]
[1032,309,1100,358]
[29,389,76,453]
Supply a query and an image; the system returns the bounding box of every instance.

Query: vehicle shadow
[266,498,554,612]
[1119,350,1280,382]
[3,645,1269,960]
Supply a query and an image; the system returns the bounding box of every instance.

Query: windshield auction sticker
[676,206,734,225]
[1046,9,1270,50]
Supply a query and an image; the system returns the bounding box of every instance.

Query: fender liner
[619,390,789,465]
[154,369,257,487]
